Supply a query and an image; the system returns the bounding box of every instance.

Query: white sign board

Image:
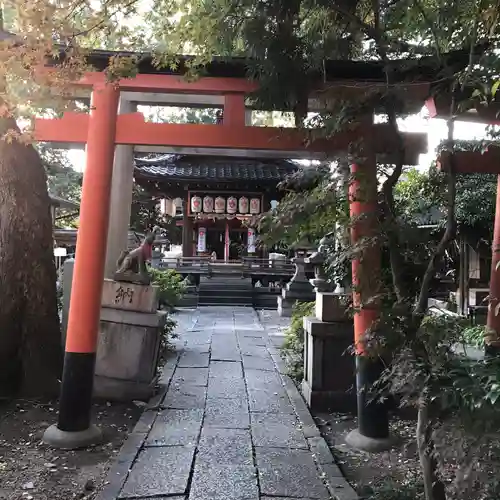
[54,247,67,257]
[197,227,207,253]
[247,228,256,253]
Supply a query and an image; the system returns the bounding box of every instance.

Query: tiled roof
[134,155,300,182]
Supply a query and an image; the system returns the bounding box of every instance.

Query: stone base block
[94,308,165,401]
[282,287,315,301]
[302,316,356,412]
[94,375,158,401]
[278,289,315,317]
[277,296,294,317]
[43,424,102,450]
[302,380,356,412]
[286,280,314,295]
[101,279,159,313]
[315,292,349,323]
[345,428,397,453]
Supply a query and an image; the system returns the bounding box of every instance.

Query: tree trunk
[0,117,63,397]
[417,401,447,500]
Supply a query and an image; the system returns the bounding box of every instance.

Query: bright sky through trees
[66,109,489,173]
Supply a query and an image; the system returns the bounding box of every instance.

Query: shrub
[462,324,486,348]
[149,268,187,309]
[281,301,315,381]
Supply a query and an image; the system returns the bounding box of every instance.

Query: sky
[66,106,489,173]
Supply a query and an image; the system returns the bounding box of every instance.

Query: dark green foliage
[396,164,496,240]
[39,146,82,205]
[281,301,315,381]
[462,324,487,347]
[149,268,187,310]
[371,314,500,498]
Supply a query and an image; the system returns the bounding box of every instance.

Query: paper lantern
[191,195,202,213]
[227,196,237,214]
[215,196,225,214]
[249,198,261,214]
[238,196,249,214]
[203,196,214,213]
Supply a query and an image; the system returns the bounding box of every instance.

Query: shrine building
[134,154,299,260]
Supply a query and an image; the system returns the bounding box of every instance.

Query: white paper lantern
[203,196,214,213]
[191,195,202,213]
[238,196,249,214]
[249,197,261,214]
[227,196,237,214]
[215,196,225,214]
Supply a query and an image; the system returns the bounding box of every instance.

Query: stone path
[99,306,356,500]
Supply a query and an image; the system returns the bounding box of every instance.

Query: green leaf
[492,80,500,98]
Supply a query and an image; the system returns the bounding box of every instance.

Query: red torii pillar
[44,83,120,448]
[488,175,500,348]
[346,147,391,451]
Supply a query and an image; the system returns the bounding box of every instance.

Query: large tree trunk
[0,117,62,397]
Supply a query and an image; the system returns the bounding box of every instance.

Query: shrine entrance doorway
[229,228,248,260]
[205,227,224,259]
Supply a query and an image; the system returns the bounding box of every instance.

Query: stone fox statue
[114,227,160,284]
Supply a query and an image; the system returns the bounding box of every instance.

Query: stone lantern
[277,240,315,317]
[304,233,334,292]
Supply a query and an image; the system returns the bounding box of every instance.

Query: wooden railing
[158,256,295,277]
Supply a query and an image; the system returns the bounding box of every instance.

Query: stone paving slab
[242,354,275,371]
[146,409,203,446]
[238,335,267,347]
[210,347,242,361]
[209,360,244,379]
[207,375,247,398]
[245,369,285,391]
[171,367,209,387]
[240,344,272,358]
[197,427,253,465]
[189,464,259,500]
[251,413,308,449]
[119,446,193,498]
[256,447,330,499]
[163,384,207,410]
[108,307,358,500]
[204,396,250,429]
[248,387,295,414]
[178,351,210,368]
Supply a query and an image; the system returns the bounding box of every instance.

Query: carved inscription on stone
[115,286,135,305]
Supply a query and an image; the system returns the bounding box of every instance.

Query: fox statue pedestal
[302,292,356,411]
[94,279,165,401]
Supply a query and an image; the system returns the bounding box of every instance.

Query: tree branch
[413,0,442,60]
[414,116,456,316]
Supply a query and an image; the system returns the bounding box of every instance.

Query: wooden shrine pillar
[223,95,246,127]
[182,199,193,258]
[224,220,230,261]
[44,83,119,448]
[104,98,137,278]
[486,175,500,350]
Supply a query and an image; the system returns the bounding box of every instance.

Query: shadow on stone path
[100,306,356,500]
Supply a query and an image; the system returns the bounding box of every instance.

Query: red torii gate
[37,53,430,448]
[427,95,500,349]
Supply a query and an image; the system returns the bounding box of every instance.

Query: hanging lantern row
[191,195,261,215]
